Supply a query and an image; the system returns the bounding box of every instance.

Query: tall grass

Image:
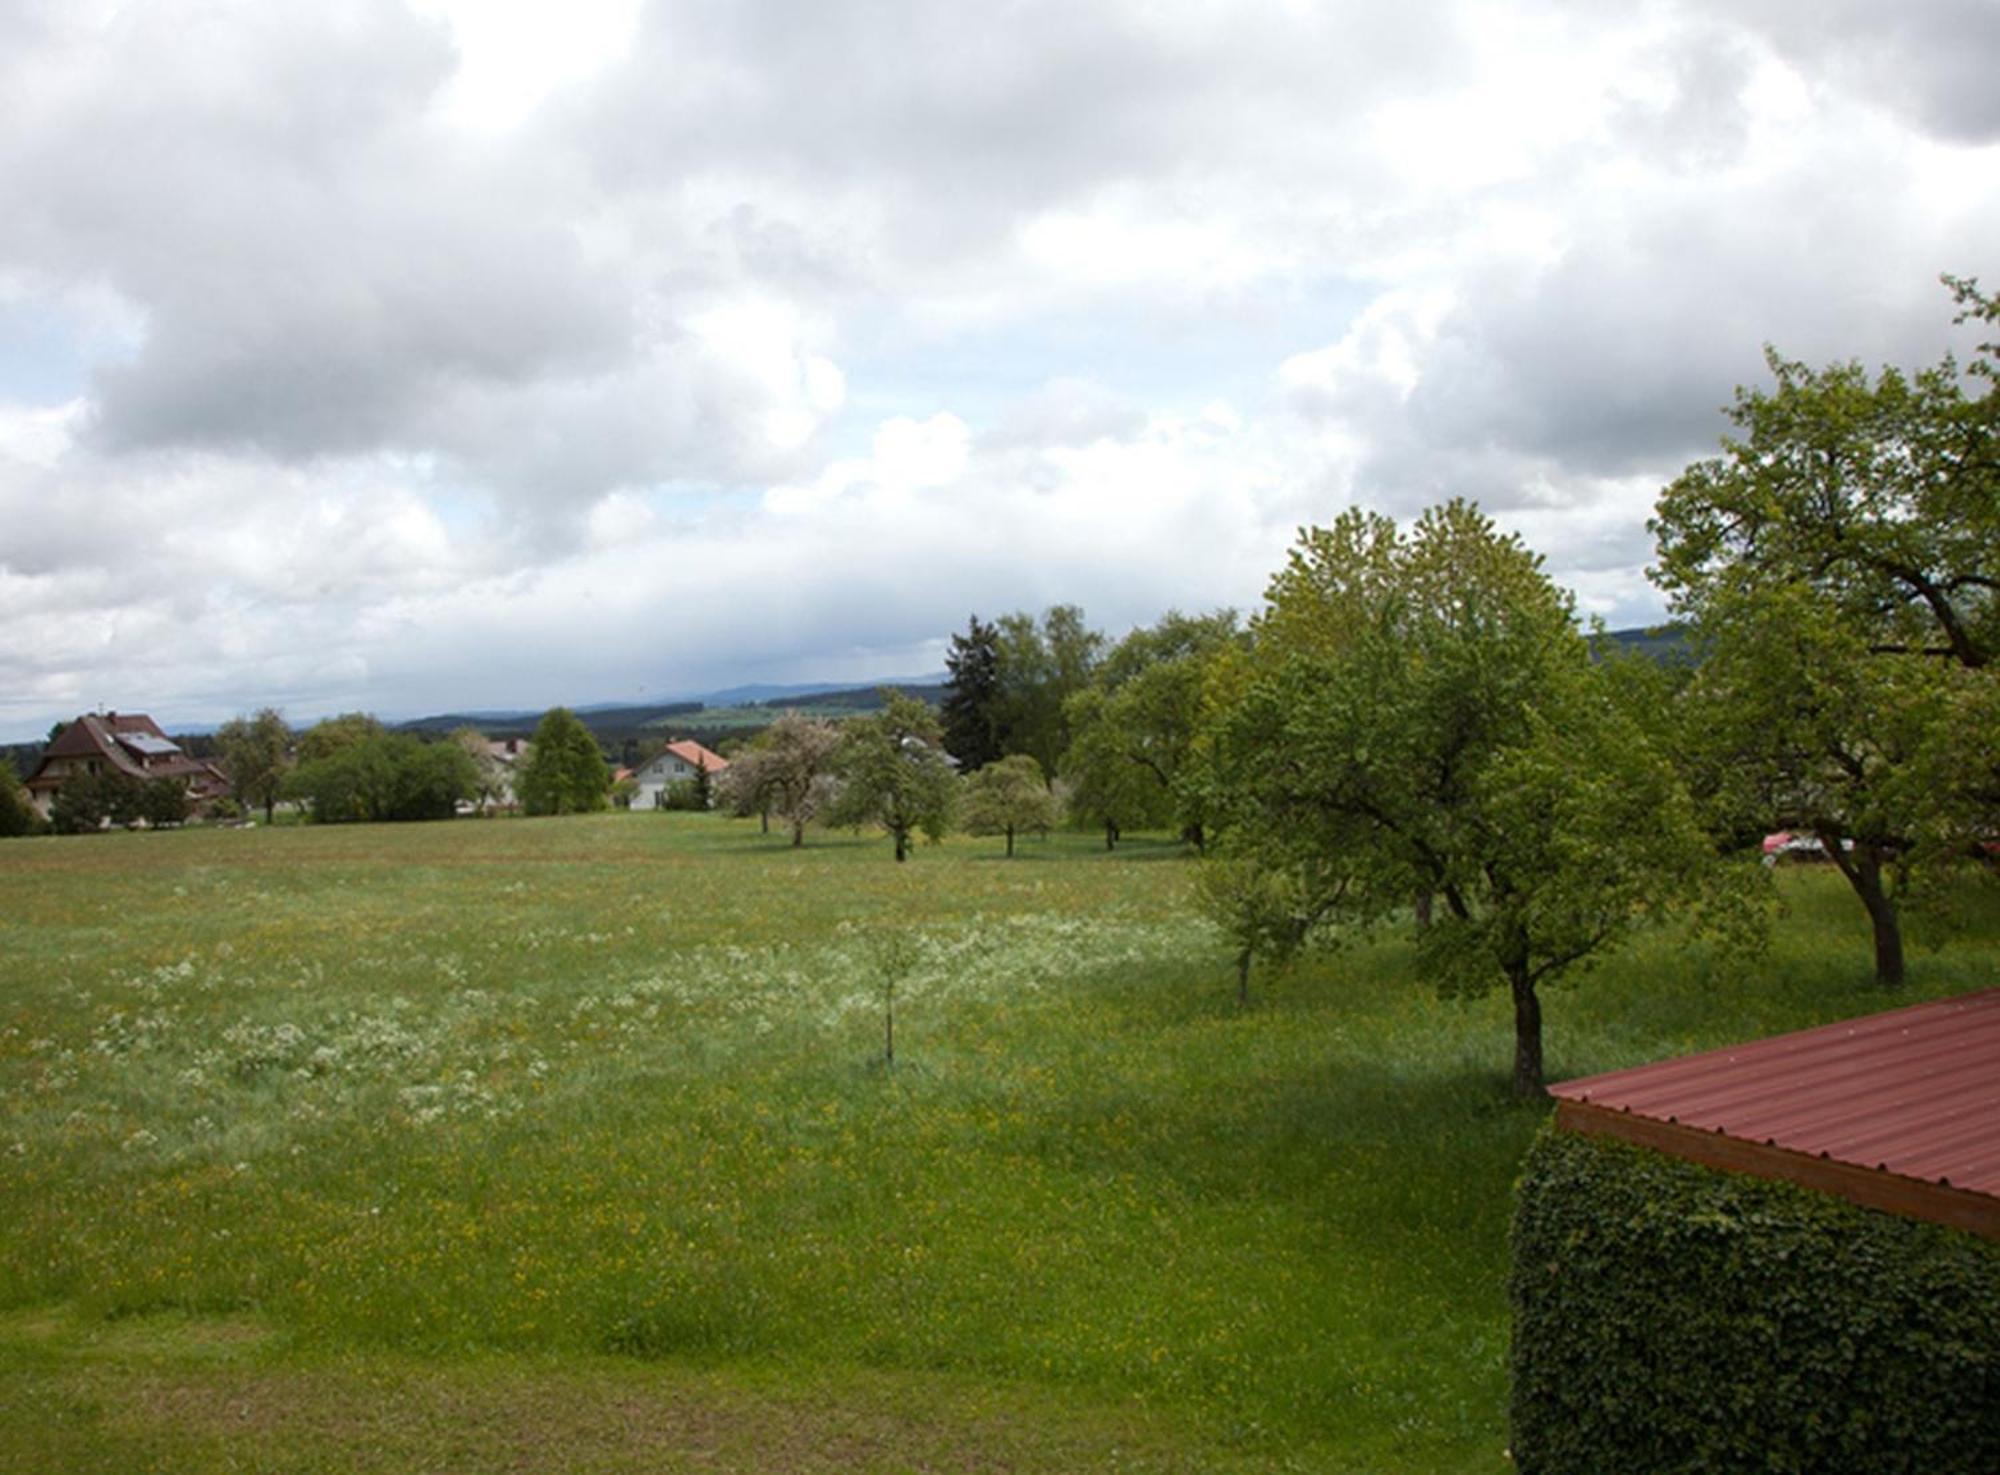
[2,815,1994,1469]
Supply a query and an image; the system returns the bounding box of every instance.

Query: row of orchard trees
[927,278,1998,1097]
[718,702,1059,861]
[205,706,614,823]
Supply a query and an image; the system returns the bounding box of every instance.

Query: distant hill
[1591,623,1694,664]
[396,702,706,738]
[771,682,949,712]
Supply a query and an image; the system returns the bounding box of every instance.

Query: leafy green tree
[216,708,292,823]
[1061,610,1242,849]
[1212,502,1720,1097]
[1192,854,1349,1007]
[295,712,384,765]
[139,776,190,828]
[1654,276,1997,673]
[1652,279,1999,983]
[1059,687,1171,849]
[0,761,42,838]
[941,615,1006,770]
[994,605,1102,777]
[961,753,1059,856]
[50,768,143,833]
[833,691,956,861]
[285,734,477,823]
[517,708,609,816]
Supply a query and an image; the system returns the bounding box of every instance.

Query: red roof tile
[662,739,729,773]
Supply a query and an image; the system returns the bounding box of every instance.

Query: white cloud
[0,0,1995,735]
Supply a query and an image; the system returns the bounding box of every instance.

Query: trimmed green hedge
[1510,1126,2000,1474]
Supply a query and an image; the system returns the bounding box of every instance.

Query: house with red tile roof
[23,712,231,820]
[631,739,729,810]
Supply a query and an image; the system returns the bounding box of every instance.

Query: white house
[631,739,730,809]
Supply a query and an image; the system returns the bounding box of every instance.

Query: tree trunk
[264,797,275,825]
[791,817,805,848]
[1825,837,1905,987]
[759,806,769,835]
[1413,892,1433,930]
[1236,948,1251,1007]
[894,827,909,862]
[1510,967,1545,1100]
[1104,819,1117,851]
[1005,825,1015,858]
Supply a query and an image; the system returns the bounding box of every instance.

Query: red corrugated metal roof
[1550,989,2000,1199]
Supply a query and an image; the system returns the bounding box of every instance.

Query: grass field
[3,814,1995,1471]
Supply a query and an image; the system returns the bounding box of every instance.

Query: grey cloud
[1716,0,2000,143]
[576,0,1472,253]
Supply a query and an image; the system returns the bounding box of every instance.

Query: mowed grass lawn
[3,814,1995,1472]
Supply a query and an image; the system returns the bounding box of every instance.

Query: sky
[1,0,1996,738]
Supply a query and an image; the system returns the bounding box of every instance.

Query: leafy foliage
[959,753,1059,856]
[295,712,385,766]
[0,760,40,837]
[1061,610,1241,849]
[833,691,956,861]
[724,710,842,845]
[1511,1128,2000,1474]
[1652,279,2000,983]
[940,615,1006,771]
[50,768,145,833]
[1653,276,1998,673]
[518,708,610,816]
[285,734,480,823]
[138,776,190,828]
[994,605,1103,779]
[215,708,292,823]
[1209,501,1722,1095]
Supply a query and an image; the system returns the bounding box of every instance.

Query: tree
[517,708,609,816]
[1654,276,1997,672]
[295,712,383,765]
[717,742,778,833]
[216,708,292,824]
[284,734,477,823]
[139,776,190,828]
[1059,687,1170,849]
[0,761,41,838]
[961,753,1059,856]
[50,768,143,833]
[833,691,956,861]
[754,710,843,846]
[450,727,510,814]
[1060,610,1243,849]
[994,605,1103,777]
[1192,854,1348,1007]
[940,615,1006,771]
[1652,278,2000,984]
[1211,502,1719,1098]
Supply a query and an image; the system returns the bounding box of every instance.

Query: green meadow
[3,815,1995,1472]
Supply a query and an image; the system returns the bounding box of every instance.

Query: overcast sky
[1,0,1995,737]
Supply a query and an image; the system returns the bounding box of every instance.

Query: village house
[23,712,231,819]
[630,739,729,809]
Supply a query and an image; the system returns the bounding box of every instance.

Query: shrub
[0,762,40,837]
[285,734,478,823]
[1510,1126,2000,1474]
